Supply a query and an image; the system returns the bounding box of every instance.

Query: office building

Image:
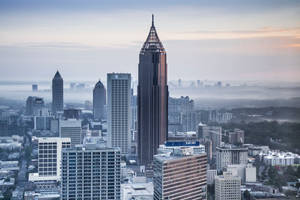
[107,73,131,155]
[215,172,241,200]
[229,129,245,144]
[216,145,248,170]
[61,144,121,200]
[29,137,71,183]
[153,142,207,200]
[52,71,63,114]
[59,119,82,146]
[93,80,106,121]
[26,96,45,116]
[138,15,169,166]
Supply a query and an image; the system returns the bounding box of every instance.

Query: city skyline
[0,0,299,82]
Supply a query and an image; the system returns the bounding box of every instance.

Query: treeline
[222,121,300,153]
[231,107,300,120]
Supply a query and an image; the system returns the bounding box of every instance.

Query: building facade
[107,73,131,155]
[216,145,248,171]
[59,119,82,146]
[61,145,121,200]
[52,71,63,114]
[26,96,45,116]
[93,80,106,121]
[215,172,241,200]
[138,15,169,166]
[37,137,70,181]
[153,143,207,200]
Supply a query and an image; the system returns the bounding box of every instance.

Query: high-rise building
[107,73,131,155]
[93,80,106,121]
[52,71,63,114]
[229,128,245,144]
[153,142,207,200]
[26,96,45,116]
[59,119,82,146]
[215,172,241,200]
[138,15,169,166]
[61,144,121,200]
[29,137,71,183]
[216,145,248,171]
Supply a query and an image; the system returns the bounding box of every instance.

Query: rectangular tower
[153,144,207,200]
[61,144,121,200]
[59,119,82,146]
[107,73,131,155]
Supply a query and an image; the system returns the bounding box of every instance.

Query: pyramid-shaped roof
[53,70,62,79]
[95,80,104,88]
[141,15,165,53]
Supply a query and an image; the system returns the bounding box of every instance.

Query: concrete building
[198,124,222,154]
[245,164,257,182]
[216,145,248,171]
[121,182,153,200]
[153,142,207,200]
[52,71,63,115]
[93,80,106,121]
[107,73,131,155]
[138,15,169,167]
[59,119,82,146]
[259,151,299,166]
[229,129,245,144]
[61,144,121,200]
[26,96,45,116]
[215,172,241,200]
[207,169,217,185]
[29,137,71,183]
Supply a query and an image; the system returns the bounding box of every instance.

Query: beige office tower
[215,172,241,200]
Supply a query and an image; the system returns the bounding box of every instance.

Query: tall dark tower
[52,71,64,114]
[93,80,106,121]
[138,15,168,167]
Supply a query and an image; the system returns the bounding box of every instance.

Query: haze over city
[0,0,299,82]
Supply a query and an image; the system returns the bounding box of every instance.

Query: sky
[0,0,299,83]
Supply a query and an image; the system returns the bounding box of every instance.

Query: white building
[29,137,71,182]
[121,182,153,200]
[215,172,241,200]
[260,151,299,166]
[59,119,82,146]
[107,73,131,155]
[245,164,256,182]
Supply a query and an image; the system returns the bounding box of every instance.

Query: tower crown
[53,70,62,79]
[141,15,165,53]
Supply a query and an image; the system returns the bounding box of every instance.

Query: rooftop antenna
[152,14,154,27]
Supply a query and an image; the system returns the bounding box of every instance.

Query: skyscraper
[52,71,63,114]
[107,73,131,155]
[93,80,106,121]
[61,144,121,200]
[138,15,169,166]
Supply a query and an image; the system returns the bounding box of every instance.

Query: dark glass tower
[138,15,168,166]
[52,71,63,114]
[93,80,106,121]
